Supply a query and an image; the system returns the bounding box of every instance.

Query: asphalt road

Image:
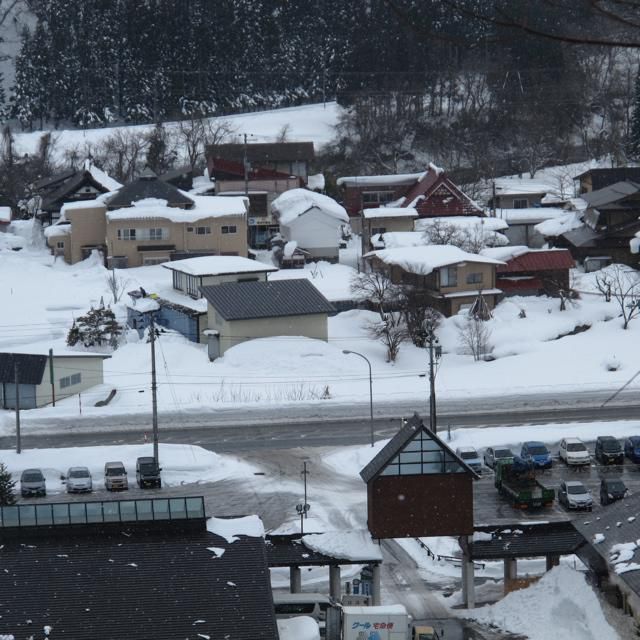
[3,398,639,453]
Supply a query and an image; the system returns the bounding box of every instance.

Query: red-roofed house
[485,247,575,296]
[337,164,485,225]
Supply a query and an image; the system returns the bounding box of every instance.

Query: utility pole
[150,316,159,465]
[243,133,249,198]
[296,461,311,535]
[49,348,55,407]
[491,181,496,218]
[14,361,21,454]
[422,319,442,434]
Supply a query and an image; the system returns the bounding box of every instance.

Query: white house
[271,189,350,262]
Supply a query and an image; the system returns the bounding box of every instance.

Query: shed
[359,414,478,539]
[0,350,110,409]
[200,279,335,358]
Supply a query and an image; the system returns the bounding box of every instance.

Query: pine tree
[67,305,123,349]
[628,69,640,160]
[0,463,16,506]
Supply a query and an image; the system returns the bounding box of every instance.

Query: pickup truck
[494,457,554,509]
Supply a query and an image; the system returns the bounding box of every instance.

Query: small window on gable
[513,198,528,209]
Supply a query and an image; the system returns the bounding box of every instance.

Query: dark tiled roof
[266,534,379,567]
[573,492,640,597]
[581,181,640,208]
[0,353,47,384]
[497,249,575,273]
[359,413,478,483]
[576,168,640,191]
[209,157,297,181]
[0,526,278,640]
[106,175,194,209]
[33,168,77,192]
[41,170,111,211]
[470,521,584,560]
[207,142,315,164]
[200,279,335,321]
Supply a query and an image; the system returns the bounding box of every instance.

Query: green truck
[494,458,555,509]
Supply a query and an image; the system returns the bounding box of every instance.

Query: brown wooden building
[359,414,478,539]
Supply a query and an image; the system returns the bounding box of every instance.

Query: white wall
[280,206,342,256]
[35,356,106,407]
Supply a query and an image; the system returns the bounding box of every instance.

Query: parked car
[600,478,628,506]
[624,436,640,463]
[20,468,46,497]
[520,441,552,469]
[64,466,93,493]
[558,438,590,466]
[104,461,129,491]
[455,447,482,473]
[558,480,593,511]
[136,456,162,489]
[595,436,623,465]
[483,447,515,469]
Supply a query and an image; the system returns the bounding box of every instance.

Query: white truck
[342,604,410,640]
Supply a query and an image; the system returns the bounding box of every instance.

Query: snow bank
[467,566,618,640]
[303,530,383,561]
[414,216,508,233]
[206,515,265,542]
[277,617,320,640]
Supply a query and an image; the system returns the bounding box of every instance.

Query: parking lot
[473,440,640,525]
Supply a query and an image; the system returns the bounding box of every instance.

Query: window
[362,191,395,206]
[56,241,64,249]
[186,274,200,298]
[142,256,168,266]
[466,272,483,284]
[60,372,81,389]
[187,227,194,232]
[371,227,387,236]
[513,198,528,209]
[149,228,164,240]
[221,225,237,234]
[195,226,211,235]
[117,228,136,240]
[440,266,457,287]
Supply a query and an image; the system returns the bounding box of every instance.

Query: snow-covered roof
[362,207,418,219]
[495,207,566,224]
[125,297,160,313]
[162,256,278,277]
[307,173,325,191]
[414,216,508,233]
[60,199,106,219]
[106,194,247,223]
[86,160,123,192]
[43,222,71,238]
[189,175,216,195]
[206,515,264,542]
[379,231,427,249]
[480,246,530,262]
[366,245,505,274]
[494,177,551,196]
[272,188,348,226]
[336,171,426,187]
[302,530,383,562]
[0,206,11,222]
[534,211,584,237]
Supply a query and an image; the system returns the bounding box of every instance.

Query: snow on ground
[0,443,256,492]
[12,102,341,162]
[277,616,320,640]
[3,226,640,433]
[463,565,619,640]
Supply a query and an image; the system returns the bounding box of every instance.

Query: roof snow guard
[360,413,479,483]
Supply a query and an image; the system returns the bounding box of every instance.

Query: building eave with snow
[365,245,504,316]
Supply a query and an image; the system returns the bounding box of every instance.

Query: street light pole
[149,315,159,465]
[422,320,442,434]
[343,350,374,446]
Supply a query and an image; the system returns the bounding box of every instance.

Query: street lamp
[419,319,442,433]
[343,349,374,447]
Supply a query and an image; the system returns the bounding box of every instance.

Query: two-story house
[45,172,248,267]
[206,142,315,248]
[365,245,504,316]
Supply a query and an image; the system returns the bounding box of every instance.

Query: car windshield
[23,472,42,482]
[69,469,89,478]
[567,485,587,494]
[495,449,512,458]
[567,443,586,452]
[140,463,157,473]
[528,446,548,455]
[106,467,124,476]
[602,441,620,451]
[460,451,477,460]
[607,481,626,493]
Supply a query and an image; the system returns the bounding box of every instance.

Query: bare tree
[457,315,492,361]
[176,117,235,170]
[105,269,128,304]
[350,270,404,313]
[366,311,408,362]
[95,130,149,183]
[595,264,640,329]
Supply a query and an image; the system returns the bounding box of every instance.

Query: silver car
[559,480,593,511]
[104,461,128,491]
[20,468,46,497]
[65,467,93,493]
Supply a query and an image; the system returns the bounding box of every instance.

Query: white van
[273,592,334,627]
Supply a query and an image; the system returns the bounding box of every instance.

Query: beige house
[200,279,335,358]
[162,255,278,298]
[361,207,418,252]
[366,245,504,316]
[0,351,110,409]
[46,190,248,267]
